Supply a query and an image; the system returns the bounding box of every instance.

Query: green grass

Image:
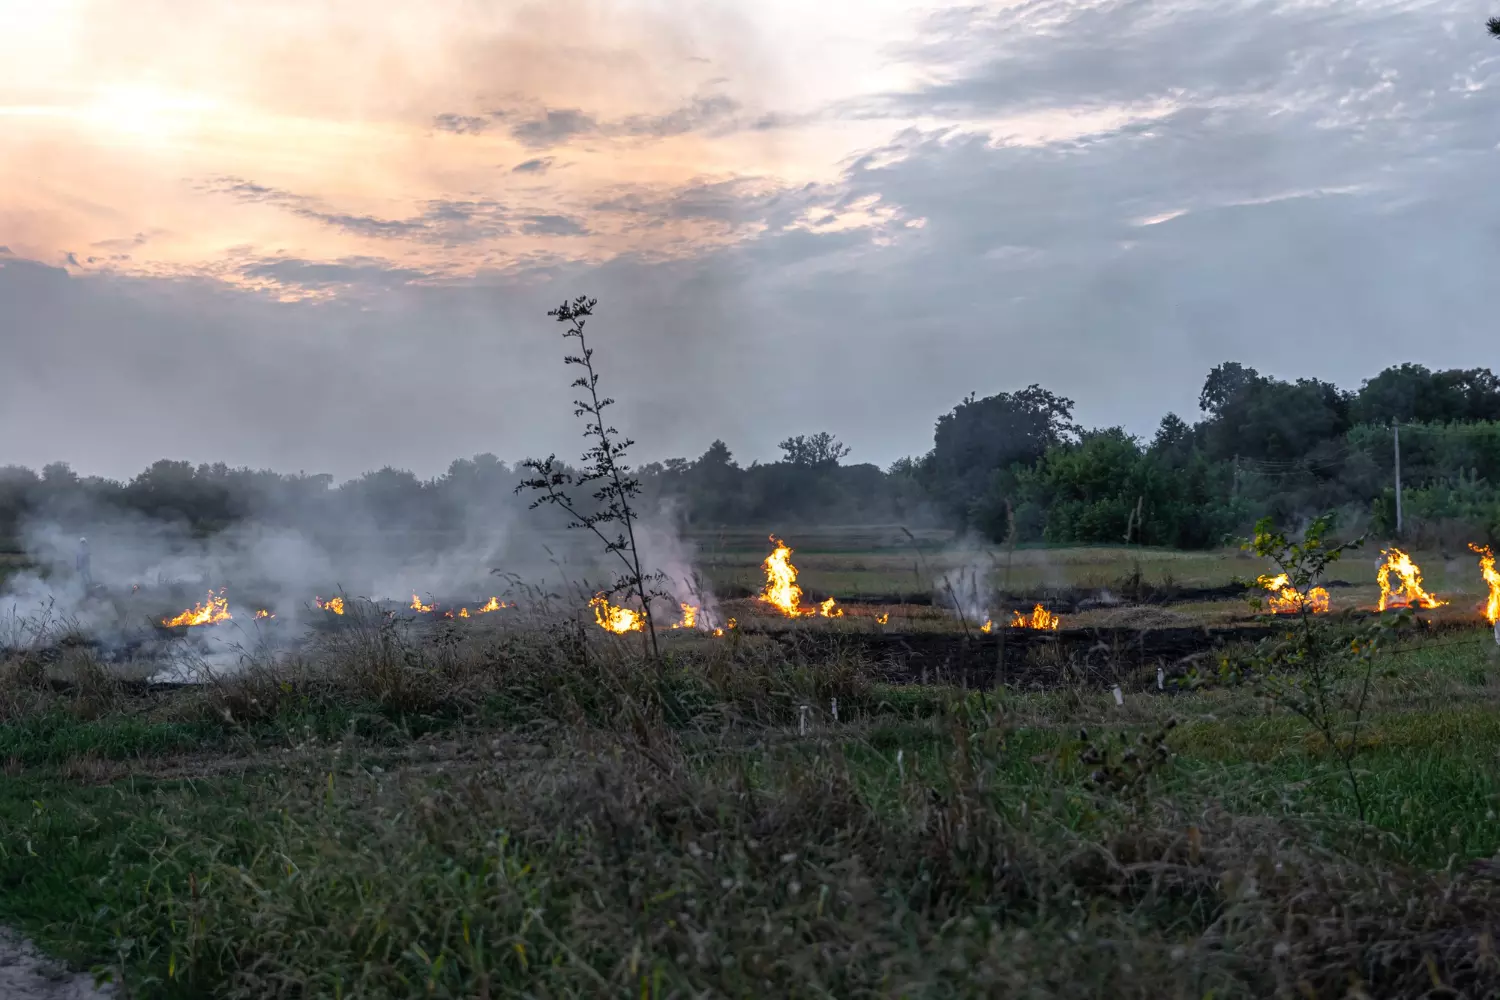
[5,615,1500,996]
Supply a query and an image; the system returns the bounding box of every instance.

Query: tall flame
[1471,544,1500,625]
[411,594,437,613]
[590,593,644,633]
[670,603,699,630]
[1255,573,1330,615]
[163,590,231,628]
[760,537,806,617]
[1010,604,1061,630]
[1377,548,1447,611]
[315,596,345,615]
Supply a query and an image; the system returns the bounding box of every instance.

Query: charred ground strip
[763,612,1485,691]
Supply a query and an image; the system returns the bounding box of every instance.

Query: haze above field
[1,0,1496,480]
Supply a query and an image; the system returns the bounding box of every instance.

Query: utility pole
[1393,422,1403,538]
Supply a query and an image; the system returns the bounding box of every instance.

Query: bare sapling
[517,296,662,660]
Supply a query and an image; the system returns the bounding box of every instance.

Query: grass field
[4,593,1500,997]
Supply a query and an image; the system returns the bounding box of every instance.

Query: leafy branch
[1243,514,1402,823]
[517,296,662,659]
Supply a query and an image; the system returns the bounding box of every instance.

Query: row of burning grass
[1257,543,1500,624]
[154,538,1500,636]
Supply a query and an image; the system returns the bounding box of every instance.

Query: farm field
[3,552,1500,997]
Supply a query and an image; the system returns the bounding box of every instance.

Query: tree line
[5,362,1500,550]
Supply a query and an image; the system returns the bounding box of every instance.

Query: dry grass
[3,595,1500,996]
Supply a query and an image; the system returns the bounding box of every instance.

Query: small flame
[1471,544,1500,625]
[411,594,437,613]
[315,596,345,615]
[254,609,274,620]
[876,612,889,625]
[458,607,470,618]
[1255,573,1330,615]
[670,603,699,629]
[760,537,808,617]
[818,596,843,618]
[1010,604,1061,630]
[980,619,993,633]
[590,593,644,633]
[476,596,510,613]
[162,590,231,628]
[1377,548,1447,611]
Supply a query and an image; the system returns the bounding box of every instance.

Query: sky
[1,0,1497,482]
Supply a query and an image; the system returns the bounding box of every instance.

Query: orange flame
[876,612,889,625]
[457,607,470,618]
[1471,544,1500,625]
[476,596,510,613]
[670,603,699,630]
[254,609,274,620]
[980,619,993,633]
[759,537,807,617]
[1010,604,1061,630]
[315,596,345,615]
[1255,573,1330,615]
[818,596,843,618]
[163,590,231,628]
[1377,548,1447,611]
[590,593,644,633]
[410,594,437,613]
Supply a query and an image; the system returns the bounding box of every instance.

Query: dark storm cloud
[5,0,1499,479]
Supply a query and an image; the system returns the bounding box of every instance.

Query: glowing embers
[1255,573,1331,615]
[1471,544,1500,625]
[314,596,345,615]
[1010,603,1061,631]
[162,589,231,628]
[1376,548,1446,612]
[254,609,274,620]
[758,537,842,618]
[590,593,644,633]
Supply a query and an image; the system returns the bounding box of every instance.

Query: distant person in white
[76,536,91,586]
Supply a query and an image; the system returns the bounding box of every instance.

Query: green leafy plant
[1243,514,1402,822]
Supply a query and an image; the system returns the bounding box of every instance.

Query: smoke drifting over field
[0,483,723,662]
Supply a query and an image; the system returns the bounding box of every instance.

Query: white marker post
[1112,685,1124,707]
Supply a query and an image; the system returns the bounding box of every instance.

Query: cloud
[511,157,555,174]
[507,108,599,148]
[238,256,434,291]
[5,0,1500,482]
[432,113,491,135]
[520,214,588,236]
[205,178,515,244]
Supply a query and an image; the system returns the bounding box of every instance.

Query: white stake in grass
[799,704,809,736]
[1157,666,1165,691]
[1112,685,1124,707]
[830,697,839,722]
